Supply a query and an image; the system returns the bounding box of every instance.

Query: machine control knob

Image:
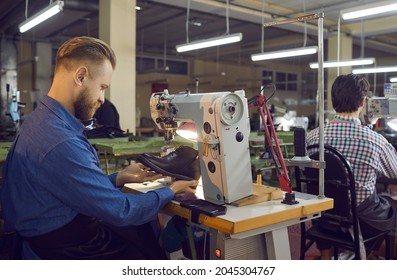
[208,161,216,173]
[203,122,212,134]
[156,103,165,111]
[228,105,236,113]
[170,105,178,114]
[235,131,244,142]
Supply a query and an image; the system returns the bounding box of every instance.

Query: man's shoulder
[17,113,86,158]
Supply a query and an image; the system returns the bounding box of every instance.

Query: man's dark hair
[331,74,369,113]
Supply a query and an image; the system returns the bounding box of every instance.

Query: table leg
[284,145,289,158]
[264,227,292,260]
[104,151,109,175]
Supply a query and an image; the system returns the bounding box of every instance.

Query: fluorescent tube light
[309,58,375,69]
[390,77,397,82]
[251,46,318,61]
[19,1,64,33]
[341,1,397,20]
[352,66,397,74]
[176,33,242,53]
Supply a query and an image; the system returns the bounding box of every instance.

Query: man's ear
[74,66,88,86]
[360,96,366,107]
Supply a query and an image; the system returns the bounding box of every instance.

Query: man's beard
[74,87,99,121]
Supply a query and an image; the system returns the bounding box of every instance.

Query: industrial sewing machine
[150,89,253,204]
[148,88,309,260]
[360,96,397,125]
[149,87,296,205]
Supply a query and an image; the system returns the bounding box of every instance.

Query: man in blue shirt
[0,36,197,259]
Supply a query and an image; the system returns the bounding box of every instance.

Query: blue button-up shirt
[1,95,173,237]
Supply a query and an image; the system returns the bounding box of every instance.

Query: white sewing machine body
[150,90,253,204]
[360,96,397,125]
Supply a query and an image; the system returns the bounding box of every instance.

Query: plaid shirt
[306,115,397,204]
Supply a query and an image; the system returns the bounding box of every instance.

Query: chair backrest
[297,144,360,241]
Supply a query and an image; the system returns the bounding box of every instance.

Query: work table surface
[123,180,333,236]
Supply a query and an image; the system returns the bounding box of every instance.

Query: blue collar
[40,95,86,135]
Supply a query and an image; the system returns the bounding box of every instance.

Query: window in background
[262,70,273,85]
[136,56,188,75]
[287,73,298,91]
[276,72,287,90]
[136,57,155,73]
[158,59,188,75]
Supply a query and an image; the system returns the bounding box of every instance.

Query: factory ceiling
[1,0,397,68]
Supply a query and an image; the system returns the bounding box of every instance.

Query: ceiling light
[19,1,64,33]
[189,18,205,27]
[177,0,241,53]
[352,66,397,74]
[390,77,397,82]
[176,33,242,53]
[251,46,318,61]
[309,58,375,69]
[340,1,397,20]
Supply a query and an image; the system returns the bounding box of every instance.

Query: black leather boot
[137,146,201,181]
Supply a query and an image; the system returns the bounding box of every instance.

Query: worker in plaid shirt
[307,74,397,259]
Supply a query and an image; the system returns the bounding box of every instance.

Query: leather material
[137,146,201,180]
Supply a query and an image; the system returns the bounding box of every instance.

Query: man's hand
[170,180,199,194]
[116,163,164,186]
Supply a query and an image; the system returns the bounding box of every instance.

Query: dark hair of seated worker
[94,98,120,129]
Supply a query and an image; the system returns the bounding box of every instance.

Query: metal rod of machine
[263,13,320,27]
[317,13,325,198]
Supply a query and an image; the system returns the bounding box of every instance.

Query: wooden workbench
[124,180,333,259]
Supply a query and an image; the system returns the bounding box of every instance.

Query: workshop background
[1,0,397,260]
